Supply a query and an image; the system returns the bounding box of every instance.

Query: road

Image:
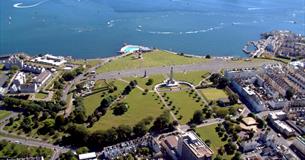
[92,59,277,80]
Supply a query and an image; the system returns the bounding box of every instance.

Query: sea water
[0,0,304,58]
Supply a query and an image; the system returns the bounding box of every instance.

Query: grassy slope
[89,88,164,132]
[173,70,210,85]
[96,50,207,73]
[167,91,203,124]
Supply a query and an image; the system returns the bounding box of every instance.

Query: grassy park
[84,80,126,116]
[173,70,210,85]
[196,124,232,159]
[96,50,207,73]
[123,74,165,90]
[89,87,164,132]
[35,92,48,99]
[166,90,204,124]
[0,111,10,121]
[0,140,53,159]
[200,88,228,101]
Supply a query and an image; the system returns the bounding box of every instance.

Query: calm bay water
[0,0,304,58]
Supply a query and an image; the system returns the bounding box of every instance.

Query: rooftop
[182,131,213,158]
[78,152,97,160]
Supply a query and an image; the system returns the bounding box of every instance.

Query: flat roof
[242,117,258,126]
[78,152,96,160]
[274,120,294,133]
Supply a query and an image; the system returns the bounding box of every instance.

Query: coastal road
[92,59,278,80]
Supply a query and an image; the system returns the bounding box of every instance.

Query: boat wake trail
[13,0,49,9]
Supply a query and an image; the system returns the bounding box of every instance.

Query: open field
[123,74,165,90]
[200,88,228,101]
[34,92,48,99]
[84,80,126,116]
[96,50,208,73]
[89,88,164,132]
[0,140,53,159]
[196,124,232,159]
[166,91,204,124]
[173,70,210,85]
[0,111,10,121]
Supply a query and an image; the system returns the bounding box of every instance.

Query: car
[14,140,20,144]
[277,133,281,137]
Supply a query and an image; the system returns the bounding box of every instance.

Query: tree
[192,110,204,124]
[285,89,294,100]
[67,125,89,146]
[146,78,154,86]
[209,73,221,85]
[217,77,229,89]
[204,139,211,147]
[55,115,66,127]
[224,142,237,155]
[232,151,242,160]
[116,125,132,141]
[76,147,89,154]
[100,97,112,108]
[206,54,211,59]
[228,93,239,104]
[214,155,222,160]
[113,103,129,115]
[10,65,19,74]
[133,122,148,137]
[152,111,171,132]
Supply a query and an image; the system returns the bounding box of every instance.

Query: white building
[12,72,26,86]
[31,54,66,66]
[268,111,295,137]
[2,55,24,70]
[23,64,45,74]
[78,152,97,160]
[177,131,213,160]
[34,71,52,86]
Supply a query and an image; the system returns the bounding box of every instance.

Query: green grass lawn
[196,124,232,159]
[166,91,204,124]
[123,74,165,90]
[173,71,210,85]
[84,80,126,116]
[89,88,164,132]
[0,111,11,121]
[35,92,48,99]
[94,79,109,90]
[200,88,228,101]
[0,140,53,159]
[96,50,208,73]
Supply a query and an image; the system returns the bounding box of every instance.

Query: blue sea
[0,0,305,58]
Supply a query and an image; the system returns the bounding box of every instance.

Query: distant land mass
[0,0,304,58]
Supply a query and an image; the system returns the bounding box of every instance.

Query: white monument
[164,67,179,87]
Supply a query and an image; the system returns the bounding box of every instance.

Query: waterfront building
[31,54,66,66]
[34,70,52,86]
[2,55,24,70]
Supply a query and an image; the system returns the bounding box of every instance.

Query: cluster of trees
[123,80,137,95]
[209,73,229,89]
[0,140,52,158]
[63,116,155,149]
[62,67,84,81]
[70,97,87,124]
[3,97,65,114]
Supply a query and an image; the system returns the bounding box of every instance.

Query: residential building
[34,70,52,86]
[177,131,213,160]
[161,135,179,160]
[2,55,24,70]
[292,136,305,156]
[20,83,38,93]
[23,64,45,74]
[268,112,295,137]
[239,140,260,152]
